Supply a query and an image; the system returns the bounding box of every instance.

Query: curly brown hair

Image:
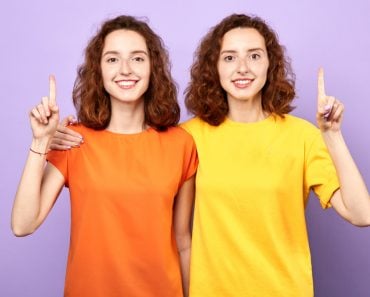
[185,14,296,126]
[73,15,180,131]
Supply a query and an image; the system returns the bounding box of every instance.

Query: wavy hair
[73,15,179,130]
[185,14,296,126]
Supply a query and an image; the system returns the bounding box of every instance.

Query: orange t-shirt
[47,125,198,297]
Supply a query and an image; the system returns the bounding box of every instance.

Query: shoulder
[180,117,208,135]
[278,114,323,148]
[64,124,101,141]
[161,126,195,144]
[66,123,94,134]
[278,114,319,133]
[152,127,197,157]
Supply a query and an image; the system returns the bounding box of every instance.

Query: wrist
[322,129,343,141]
[31,137,52,154]
[321,130,347,155]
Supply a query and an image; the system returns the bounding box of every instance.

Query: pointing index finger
[49,75,57,106]
[317,67,326,104]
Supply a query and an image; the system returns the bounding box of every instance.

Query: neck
[227,96,268,123]
[107,99,146,134]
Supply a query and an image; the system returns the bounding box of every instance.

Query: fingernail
[323,112,330,120]
[324,105,331,111]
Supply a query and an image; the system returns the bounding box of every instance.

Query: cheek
[263,60,270,74]
[136,63,150,78]
[218,65,230,82]
[218,71,228,87]
[255,63,269,79]
[100,69,114,91]
[217,62,225,78]
[101,66,112,81]
[145,65,151,79]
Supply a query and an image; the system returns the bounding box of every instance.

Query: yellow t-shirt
[181,115,339,297]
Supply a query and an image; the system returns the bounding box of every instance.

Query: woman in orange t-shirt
[11,15,197,297]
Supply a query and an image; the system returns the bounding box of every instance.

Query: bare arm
[12,76,66,236]
[173,176,195,297]
[317,68,370,226]
[12,152,65,236]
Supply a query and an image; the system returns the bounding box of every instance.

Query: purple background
[1,1,369,296]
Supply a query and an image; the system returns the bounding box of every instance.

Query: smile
[232,79,253,88]
[116,80,138,89]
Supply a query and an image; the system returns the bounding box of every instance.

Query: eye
[106,57,118,63]
[223,55,235,62]
[132,56,145,62]
[250,53,261,60]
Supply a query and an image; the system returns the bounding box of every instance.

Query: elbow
[11,222,36,237]
[12,228,34,237]
[11,210,40,237]
[348,216,370,227]
[351,221,370,228]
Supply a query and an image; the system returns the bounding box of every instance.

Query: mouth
[232,79,253,88]
[115,80,139,89]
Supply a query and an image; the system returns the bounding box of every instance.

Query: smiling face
[217,27,269,105]
[100,29,150,105]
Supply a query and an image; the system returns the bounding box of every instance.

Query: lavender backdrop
[1,0,369,296]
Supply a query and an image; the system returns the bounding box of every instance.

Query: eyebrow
[102,50,149,57]
[220,48,265,55]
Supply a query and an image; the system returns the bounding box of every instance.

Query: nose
[120,59,132,75]
[237,58,249,74]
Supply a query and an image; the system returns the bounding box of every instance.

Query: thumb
[60,115,73,126]
[60,115,76,127]
[50,104,59,114]
[67,115,77,125]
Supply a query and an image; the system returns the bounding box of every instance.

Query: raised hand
[316,68,344,132]
[29,75,60,140]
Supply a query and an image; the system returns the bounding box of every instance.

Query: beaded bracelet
[30,148,48,156]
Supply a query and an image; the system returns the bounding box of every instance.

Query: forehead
[103,29,148,52]
[220,27,266,50]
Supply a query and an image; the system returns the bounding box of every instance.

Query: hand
[316,68,344,132]
[29,75,60,140]
[49,115,84,151]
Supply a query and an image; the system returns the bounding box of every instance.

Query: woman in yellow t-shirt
[12,16,197,297]
[181,14,370,297]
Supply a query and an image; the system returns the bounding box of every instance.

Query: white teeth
[117,81,136,87]
[234,79,251,85]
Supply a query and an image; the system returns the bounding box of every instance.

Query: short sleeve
[47,149,69,186]
[304,132,340,209]
[180,130,198,185]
